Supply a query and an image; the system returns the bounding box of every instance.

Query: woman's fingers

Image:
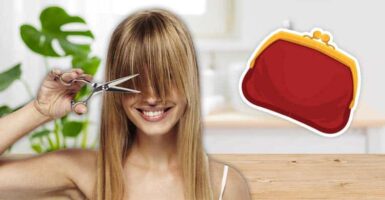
[59,68,87,85]
[72,68,84,75]
[48,68,63,81]
[69,74,93,91]
[82,74,93,82]
[61,71,77,84]
[49,68,92,115]
[73,103,88,115]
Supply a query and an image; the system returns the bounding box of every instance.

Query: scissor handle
[70,86,98,111]
[71,99,88,111]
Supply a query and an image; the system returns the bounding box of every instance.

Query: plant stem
[46,134,55,150]
[81,119,89,148]
[38,137,45,150]
[91,135,98,149]
[54,120,61,149]
[63,136,67,148]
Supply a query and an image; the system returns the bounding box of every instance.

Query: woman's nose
[142,88,161,105]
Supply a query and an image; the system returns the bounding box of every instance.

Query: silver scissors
[57,73,140,109]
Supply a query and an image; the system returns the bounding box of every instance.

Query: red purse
[240,29,360,136]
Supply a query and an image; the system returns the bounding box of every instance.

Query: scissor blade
[106,74,139,86]
[107,86,141,93]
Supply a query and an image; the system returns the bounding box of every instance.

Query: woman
[0,8,250,200]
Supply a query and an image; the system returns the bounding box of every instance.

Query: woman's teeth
[138,107,172,122]
[143,110,164,117]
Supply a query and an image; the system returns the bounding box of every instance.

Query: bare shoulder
[53,148,97,167]
[208,158,251,200]
[208,158,226,183]
[0,148,97,199]
[224,164,251,199]
[53,148,98,198]
[208,158,225,198]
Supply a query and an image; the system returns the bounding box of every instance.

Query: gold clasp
[304,30,335,49]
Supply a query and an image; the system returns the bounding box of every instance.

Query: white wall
[197,0,385,112]
[197,0,385,154]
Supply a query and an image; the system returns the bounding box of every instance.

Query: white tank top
[218,165,229,200]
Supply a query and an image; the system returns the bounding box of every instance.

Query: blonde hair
[95,8,213,200]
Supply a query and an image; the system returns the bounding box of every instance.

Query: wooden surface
[3,154,385,199]
[210,154,385,200]
[204,104,385,129]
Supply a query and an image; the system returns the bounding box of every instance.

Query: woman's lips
[136,107,173,122]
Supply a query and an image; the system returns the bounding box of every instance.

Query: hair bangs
[115,14,187,103]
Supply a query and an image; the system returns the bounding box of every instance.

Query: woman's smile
[136,106,174,122]
[122,86,186,136]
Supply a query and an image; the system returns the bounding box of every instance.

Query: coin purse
[240,29,360,136]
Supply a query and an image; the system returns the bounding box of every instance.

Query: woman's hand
[33,68,92,120]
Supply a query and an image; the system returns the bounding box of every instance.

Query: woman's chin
[137,126,173,136]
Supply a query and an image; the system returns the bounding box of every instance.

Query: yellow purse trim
[249,30,358,109]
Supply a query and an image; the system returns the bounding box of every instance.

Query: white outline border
[238,28,361,138]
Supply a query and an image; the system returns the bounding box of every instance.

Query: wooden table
[3,154,385,199]
[211,154,385,200]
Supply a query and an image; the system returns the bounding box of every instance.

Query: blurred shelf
[203,104,385,129]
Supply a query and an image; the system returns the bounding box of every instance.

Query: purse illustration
[239,28,360,136]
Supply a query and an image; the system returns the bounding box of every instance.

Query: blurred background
[1,0,385,154]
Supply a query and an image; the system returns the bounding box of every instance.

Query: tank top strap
[218,164,229,200]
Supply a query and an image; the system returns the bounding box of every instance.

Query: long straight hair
[94,8,213,200]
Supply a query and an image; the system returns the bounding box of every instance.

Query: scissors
[57,73,140,109]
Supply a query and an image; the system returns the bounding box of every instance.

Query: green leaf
[60,115,68,124]
[31,143,43,153]
[0,63,21,92]
[30,129,51,140]
[72,55,100,75]
[0,105,12,117]
[20,25,59,57]
[74,85,92,102]
[20,6,93,57]
[62,120,83,137]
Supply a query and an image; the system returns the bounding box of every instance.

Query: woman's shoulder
[53,148,98,199]
[208,158,251,200]
[53,148,97,171]
[208,158,242,181]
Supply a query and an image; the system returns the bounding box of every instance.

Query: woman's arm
[0,101,50,154]
[0,68,91,155]
[0,68,94,198]
[0,150,77,199]
[0,148,97,199]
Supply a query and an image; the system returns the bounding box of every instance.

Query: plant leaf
[30,129,51,140]
[0,63,21,92]
[31,143,43,153]
[74,85,92,102]
[0,105,12,117]
[72,55,100,75]
[62,120,83,137]
[20,6,93,57]
[20,25,59,57]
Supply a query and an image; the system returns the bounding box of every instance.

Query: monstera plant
[0,6,100,153]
